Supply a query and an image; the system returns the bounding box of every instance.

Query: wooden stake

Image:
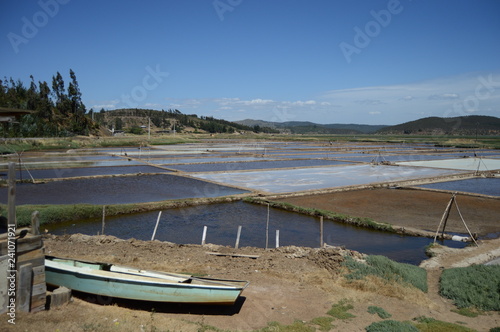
[201,226,207,245]
[8,162,16,227]
[101,206,106,235]
[434,193,455,243]
[454,197,479,246]
[30,211,40,235]
[265,203,270,249]
[320,216,324,248]
[151,211,162,241]
[235,225,242,249]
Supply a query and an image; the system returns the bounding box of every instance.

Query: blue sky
[1,0,499,125]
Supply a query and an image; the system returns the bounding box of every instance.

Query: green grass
[440,265,500,311]
[5,195,243,227]
[326,299,356,320]
[257,321,315,332]
[367,306,392,319]
[365,320,419,332]
[309,317,334,331]
[452,307,482,318]
[343,255,428,292]
[413,316,477,332]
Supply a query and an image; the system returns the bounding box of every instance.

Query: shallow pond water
[46,201,466,265]
[9,165,170,180]
[417,178,500,197]
[0,174,248,205]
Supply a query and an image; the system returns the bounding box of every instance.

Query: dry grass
[341,275,433,308]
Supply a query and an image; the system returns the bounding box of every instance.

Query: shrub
[413,316,477,331]
[367,306,392,319]
[327,299,356,320]
[343,255,428,292]
[440,265,500,311]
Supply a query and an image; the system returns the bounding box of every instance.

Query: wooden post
[320,216,324,248]
[201,226,207,245]
[8,162,16,227]
[151,211,162,241]
[235,225,242,249]
[275,230,280,248]
[30,211,40,235]
[434,193,455,243]
[101,206,106,235]
[265,203,270,250]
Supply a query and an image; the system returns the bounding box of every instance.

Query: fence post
[275,230,280,248]
[235,225,242,249]
[31,211,40,235]
[201,226,207,245]
[8,162,16,227]
[320,216,324,248]
[101,206,106,235]
[151,211,162,241]
[266,203,270,249]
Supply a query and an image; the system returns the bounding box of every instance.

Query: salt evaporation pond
[0,174,248,205]
[10,165,170,180]
[417,178,500,197]
[397,158,500,171]
[47,201,466,265]
[192,164,464,193]
[170,159,352,172]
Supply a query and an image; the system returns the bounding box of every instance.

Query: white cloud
[428,93,460,100]
[319,71,500,124]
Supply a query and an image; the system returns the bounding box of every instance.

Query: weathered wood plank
[0,255,8,314]
[205,252,259,259]
[31,283,46,297]
[17,255,44,270]
[32,268,45,285]
[0,235,43,255]
[17,263,32,312]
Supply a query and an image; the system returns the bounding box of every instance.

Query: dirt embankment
[3,233,499,332]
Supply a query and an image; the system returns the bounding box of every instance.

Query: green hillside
[377,116,500,135]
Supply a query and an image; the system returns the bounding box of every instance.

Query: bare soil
[2,188,500,331]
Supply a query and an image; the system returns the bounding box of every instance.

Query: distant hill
[235,119,386,134]
[376,115,500,135]
[94,109,278,135]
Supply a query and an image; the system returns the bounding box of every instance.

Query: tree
[52,72,68,115]
[68,69,84,115]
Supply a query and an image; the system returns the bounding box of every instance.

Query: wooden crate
[0,232,46,313]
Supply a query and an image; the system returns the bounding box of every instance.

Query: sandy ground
[2,188,499,331]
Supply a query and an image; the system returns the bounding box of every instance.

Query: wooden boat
[45,256,249,305]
